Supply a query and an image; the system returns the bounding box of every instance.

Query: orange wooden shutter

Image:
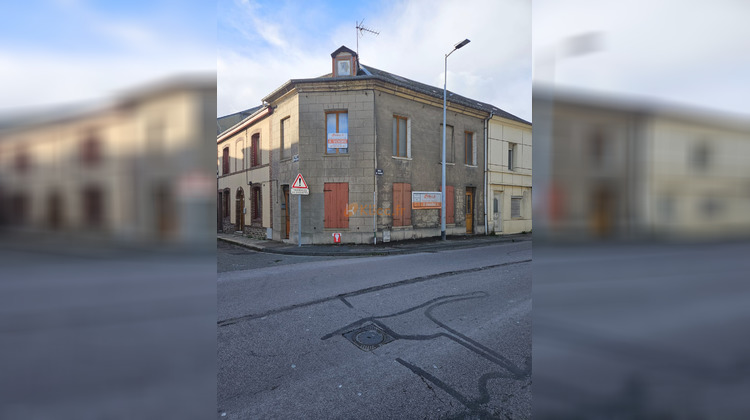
[403,183,412,226]
[324,183,335,228]
[338,183,349,228]
[447,186,454,224]
[393,183,403,226]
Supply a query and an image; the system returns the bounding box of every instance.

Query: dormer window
[331,46,358,77]
[336,59,351,76]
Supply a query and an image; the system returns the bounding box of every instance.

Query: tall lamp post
[442,39,470,241]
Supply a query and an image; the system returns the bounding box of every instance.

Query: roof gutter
[217,106,273,143]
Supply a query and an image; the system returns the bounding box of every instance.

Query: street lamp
[442,38,470,241]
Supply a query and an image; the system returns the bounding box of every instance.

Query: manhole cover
[342,323,395,351]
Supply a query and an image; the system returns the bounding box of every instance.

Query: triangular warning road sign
[292,173,308,189]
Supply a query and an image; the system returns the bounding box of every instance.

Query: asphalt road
[217,241,532,419]
[533,241,750,419]
[0,241,216,419]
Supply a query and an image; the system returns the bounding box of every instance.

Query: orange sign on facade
[412,192,442,209]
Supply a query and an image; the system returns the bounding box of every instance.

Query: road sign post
[290,174,309,247]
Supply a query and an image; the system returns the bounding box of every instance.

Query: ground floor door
[493,190,502,233]
[283,186,290,239]
[465,187,474,234]
[235,188,244,232]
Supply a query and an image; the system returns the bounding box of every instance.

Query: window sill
[324,153,350,157]
[465,164,479,168]
[392,156,412,161]
[391,225,412,230]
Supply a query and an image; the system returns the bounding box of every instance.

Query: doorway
[235,187,245,232]
[282,185,290,239]
[465,187,474,234]
[493,190,502,233]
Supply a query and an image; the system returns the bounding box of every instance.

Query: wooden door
[465,188,474,234]
[283,186,290,239]
[235,188,244,232]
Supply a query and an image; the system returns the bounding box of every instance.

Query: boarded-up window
[439,185,455,224]
[511,196,522,218]
[251,134,260,167]
[324,183,349,228]
[222,147,229,175]
[392,183,412,226]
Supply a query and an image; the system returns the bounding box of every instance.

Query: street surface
[0,237,216,419]
[534,241,750,419]
[217,241,532,419]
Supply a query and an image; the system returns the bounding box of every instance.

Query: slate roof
[217,105,264,136]
[360,64,530,125]
[264,61,530,126]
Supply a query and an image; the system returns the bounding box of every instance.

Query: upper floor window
[15,149,30,173]
[326,111,348,154]
[251,133,260,167]
[81,130,101,166]
[393,115,410,158]
[222,147,230,175]
[692,141,711,171]
[464,131,475,165]
[280,117,290,159]
[236,139,244,172]
[441,124,454,163]
[508,143,517,171]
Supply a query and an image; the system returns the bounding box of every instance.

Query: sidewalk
[217,232,531,256]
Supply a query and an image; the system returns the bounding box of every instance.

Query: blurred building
[0,75,217,246]
[218,46,532,244]
[538,88,750,240]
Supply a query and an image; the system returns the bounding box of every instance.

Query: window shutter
[447,186,454,224]
[393,183,403,226]
[511,197,522,218]
[324,184,335,228]
[338,183,349,228]
[403,183,412,226]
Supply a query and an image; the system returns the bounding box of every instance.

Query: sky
[0,0,216,115]
[533,0,750,117]
[217,0,532,121]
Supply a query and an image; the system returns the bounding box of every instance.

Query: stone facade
[219,46,531,244]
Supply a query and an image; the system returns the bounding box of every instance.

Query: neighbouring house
[0,75,217,245]
[537,88,750,240]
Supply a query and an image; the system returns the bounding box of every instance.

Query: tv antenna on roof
[356,19,379,57]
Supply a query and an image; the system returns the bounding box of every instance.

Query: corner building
[218,46,531,244]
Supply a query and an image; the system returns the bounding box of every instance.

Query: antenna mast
[356,19,379,57]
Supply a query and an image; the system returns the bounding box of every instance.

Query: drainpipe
[484,111,493,235]
[372,88,378,244]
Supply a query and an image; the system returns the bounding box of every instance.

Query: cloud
[218,0,531,121]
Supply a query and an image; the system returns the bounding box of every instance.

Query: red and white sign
[412,191,442,209]
[332,232,341,243]
[327,132,348,149]
[291,173,309,195]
